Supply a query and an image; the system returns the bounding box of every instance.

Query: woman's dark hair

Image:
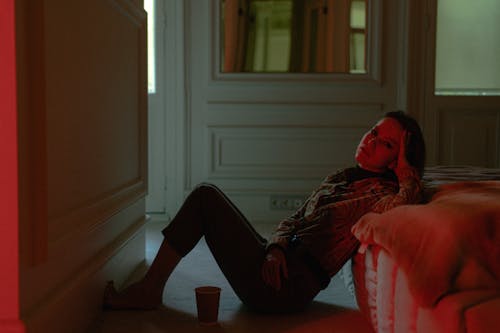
[384,110,426,177]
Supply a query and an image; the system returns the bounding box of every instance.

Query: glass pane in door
[435,0,500,95]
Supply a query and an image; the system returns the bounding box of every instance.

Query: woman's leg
[161,183,323,313]
[102,240,180,309]
[103,183,265,310]
[160,183,271,308]
[104,183,322,312]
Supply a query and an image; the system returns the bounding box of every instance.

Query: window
[349,0,366,73]
[435,0,500,96]
[220,0,368,74]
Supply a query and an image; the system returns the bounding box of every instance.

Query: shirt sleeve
[371,167,423,214]
[265,171,339,251]
[266,199,308,251]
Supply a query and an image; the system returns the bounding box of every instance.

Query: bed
[341,166,500,333]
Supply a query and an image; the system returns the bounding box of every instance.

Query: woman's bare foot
[102,280,163,310]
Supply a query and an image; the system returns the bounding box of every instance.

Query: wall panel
[17,0,148,332]
[438,109,500,167]
[45,0,147,243]
[209,126,364,178]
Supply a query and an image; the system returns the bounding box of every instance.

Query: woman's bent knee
[195,182,219,190]
[194,183,223,197]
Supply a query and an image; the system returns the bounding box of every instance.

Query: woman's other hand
[261,247,288,291]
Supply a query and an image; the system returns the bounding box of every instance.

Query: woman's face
[355,117,404,173]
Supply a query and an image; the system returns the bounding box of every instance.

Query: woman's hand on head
[261,247,288,291]
[391,130,416,178]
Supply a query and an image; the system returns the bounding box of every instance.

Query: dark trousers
[162,183,324,313]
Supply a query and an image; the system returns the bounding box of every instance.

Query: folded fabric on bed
[352,180,500,307]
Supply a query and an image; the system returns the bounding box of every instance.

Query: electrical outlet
[270,195,306,211]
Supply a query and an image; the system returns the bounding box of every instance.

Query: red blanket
[352,181,500,307]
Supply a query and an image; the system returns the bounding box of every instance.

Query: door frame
[146,0,187,220]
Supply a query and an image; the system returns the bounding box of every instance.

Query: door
[16,0,148,331]
[421,0,500,167]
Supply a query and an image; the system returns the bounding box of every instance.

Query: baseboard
[21,219,146,333]
[146,212,171,224]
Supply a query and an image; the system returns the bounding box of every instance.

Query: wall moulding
[48,180,146,244]
[22,214,146,332]
[42,0,147,247]
[204,102,385,124]
[207,125,365,180]
[437,108,500,168]
[186,102,386,189]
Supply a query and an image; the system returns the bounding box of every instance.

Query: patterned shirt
[267,166,422,279]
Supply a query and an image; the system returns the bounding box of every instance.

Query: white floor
[89,221,374,333]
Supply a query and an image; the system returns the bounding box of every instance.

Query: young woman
[103,110,426,313]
